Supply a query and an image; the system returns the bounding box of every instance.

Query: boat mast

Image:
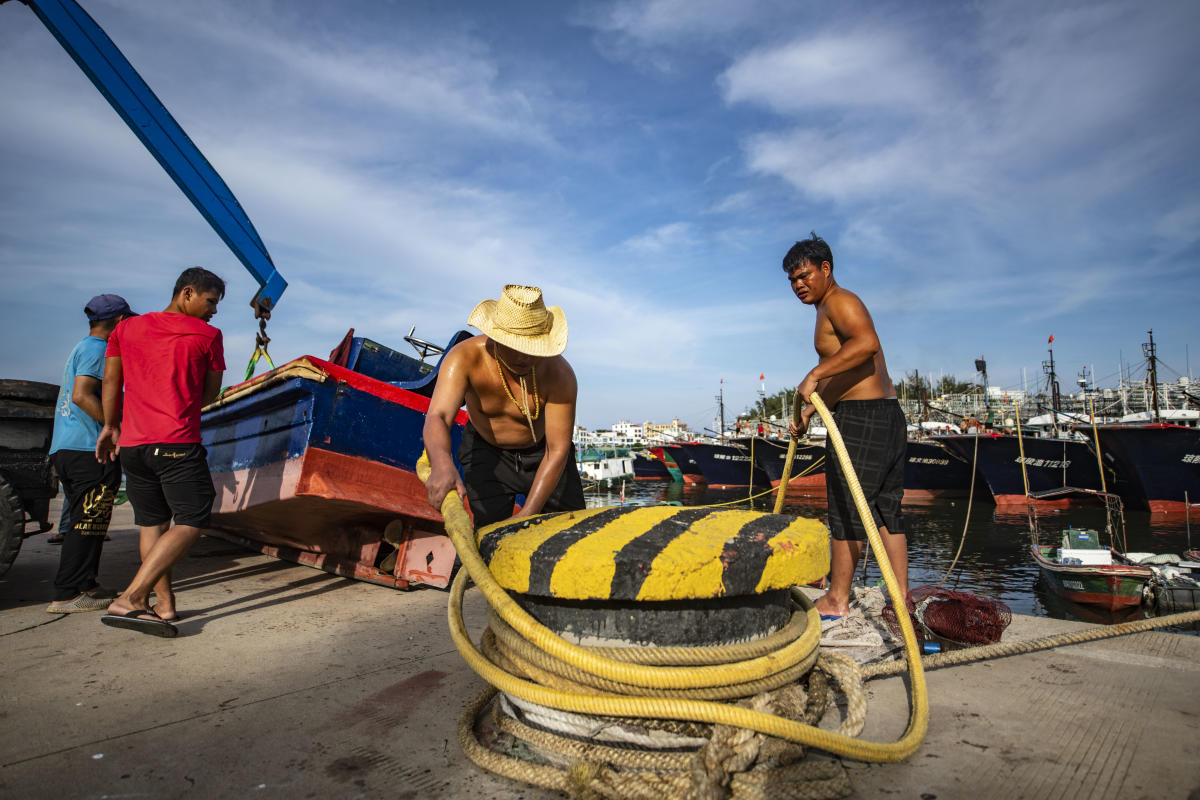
[716,380,725,439]
[975,356,990,427]
[1143,329,1160,422]
[1042,341,1061,437]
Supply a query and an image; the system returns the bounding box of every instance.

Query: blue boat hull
[200,355,466,588]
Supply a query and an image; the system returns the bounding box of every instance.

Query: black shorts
[120,443,216,528]
[825,399,906,542]
[50,450,121,537]
[458,423,585,528]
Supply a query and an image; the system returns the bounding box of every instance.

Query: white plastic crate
[1058,548,1112,566]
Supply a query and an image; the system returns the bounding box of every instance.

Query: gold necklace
[493,348,540,439]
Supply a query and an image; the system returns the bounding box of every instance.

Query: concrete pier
[2,501,1198,799]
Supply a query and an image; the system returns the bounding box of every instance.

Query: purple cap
[85,294,136,322]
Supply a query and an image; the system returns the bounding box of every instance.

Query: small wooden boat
[1027,489,1151,609]
[200,331,470,589]
[1030,542,1151,610]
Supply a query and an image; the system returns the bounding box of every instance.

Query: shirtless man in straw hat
[423,285,584,527]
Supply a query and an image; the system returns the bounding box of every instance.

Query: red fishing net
[881,585,1012,646]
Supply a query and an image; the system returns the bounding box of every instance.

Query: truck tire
[0,477,25,578]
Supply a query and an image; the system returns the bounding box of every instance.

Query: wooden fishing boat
[1027,489,1151,609]
[200,332,470,589]
[1030,542,1151,610]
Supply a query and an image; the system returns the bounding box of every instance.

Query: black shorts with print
[120,443,216,528]
[459,423,585,529]
[50,449,122,537]
[825,399,907,542]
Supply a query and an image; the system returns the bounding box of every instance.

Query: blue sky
[2,0,1198,433]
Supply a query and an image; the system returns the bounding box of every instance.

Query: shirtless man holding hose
[784,233,907,620]
[423,284,584,528]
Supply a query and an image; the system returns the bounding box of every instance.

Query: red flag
[1048,334,1054,343]
[759,373,765,380]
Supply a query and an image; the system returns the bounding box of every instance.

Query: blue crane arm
[18,0,287,314]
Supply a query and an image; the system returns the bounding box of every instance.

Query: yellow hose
[771,388,804,514]
[421,390,928,762]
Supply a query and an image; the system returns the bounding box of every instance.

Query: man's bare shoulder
[825,285,868,308]
[822,286,873,319]
[540,355,577,397]
[444,335,488,365]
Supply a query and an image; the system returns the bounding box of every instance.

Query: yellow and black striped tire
[477,505,828,601]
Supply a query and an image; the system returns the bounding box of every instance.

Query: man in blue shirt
[46,294,135,613]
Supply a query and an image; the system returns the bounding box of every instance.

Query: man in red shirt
[96,267,226,637]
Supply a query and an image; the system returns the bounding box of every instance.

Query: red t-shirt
[106,312,226,446]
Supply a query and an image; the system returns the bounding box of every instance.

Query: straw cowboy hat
[467,285,568,357]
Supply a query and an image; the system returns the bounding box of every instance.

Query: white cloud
[720,31,942,115]
[617,221,696,254]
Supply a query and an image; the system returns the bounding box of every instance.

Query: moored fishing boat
[1027,489,1152,609]
[735,435,826,492]
[201,332,470,589]
[1030,539,1151,609]
[1092,423,1200,513]
[673,441,768,489]
[632,451,671,480]
[939,433,1103,507]
[649,446,684,482]
[663,444,706,485]
[903,437,976,501]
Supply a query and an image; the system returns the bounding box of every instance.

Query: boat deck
[2,500,1198,799]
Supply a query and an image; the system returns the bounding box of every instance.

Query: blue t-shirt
[50,336,107,454]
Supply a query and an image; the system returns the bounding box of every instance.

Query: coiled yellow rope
[418,391,929,764]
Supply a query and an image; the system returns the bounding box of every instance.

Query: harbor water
[586,480,1200,632]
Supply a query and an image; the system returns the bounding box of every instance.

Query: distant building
[612,420,644,440]
[643,418,689,444]
[575,418,691,449]
[987,387,1026,403]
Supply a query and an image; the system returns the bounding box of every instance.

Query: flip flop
[819,613,844,622]
[100,609,178,638]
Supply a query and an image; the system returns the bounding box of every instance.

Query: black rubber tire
[515,589,794,647]
[0,379,59,405]
[0,477,25,578]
